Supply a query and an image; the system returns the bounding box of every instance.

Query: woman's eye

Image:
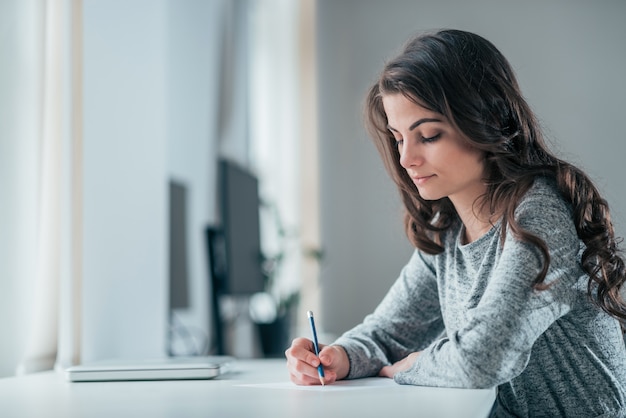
[421,133,441,143]
[394,138,404,147]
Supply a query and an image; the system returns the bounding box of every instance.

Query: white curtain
[0,0,42,378]
[249,0,320,334]
[13,0,83,375]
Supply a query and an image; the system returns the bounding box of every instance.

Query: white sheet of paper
[238,377,398,391]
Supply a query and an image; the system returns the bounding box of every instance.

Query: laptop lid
[65,356,235,382]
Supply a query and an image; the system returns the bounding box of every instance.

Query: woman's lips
[411,174,434,185]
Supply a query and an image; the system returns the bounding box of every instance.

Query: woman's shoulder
[517,176,569,213]
[515,176,576,234]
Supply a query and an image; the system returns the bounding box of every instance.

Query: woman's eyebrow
[409,118,442,130]
[387,118,442,132]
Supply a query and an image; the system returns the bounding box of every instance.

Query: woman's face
[382,93,486,211]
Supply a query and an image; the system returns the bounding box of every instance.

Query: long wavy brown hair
[365,29,626,324]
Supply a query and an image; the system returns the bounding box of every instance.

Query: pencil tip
[320,377,326,386]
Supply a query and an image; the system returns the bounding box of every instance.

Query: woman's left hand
[378,352,422,378]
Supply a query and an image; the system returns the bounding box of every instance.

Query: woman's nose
[399,141,422,169]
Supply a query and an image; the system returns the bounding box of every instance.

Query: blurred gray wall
[316,0,626,335]
[82,0,169,361]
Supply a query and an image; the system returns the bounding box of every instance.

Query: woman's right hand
[285,337,350,385]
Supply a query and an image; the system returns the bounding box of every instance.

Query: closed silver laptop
[65,356,235,382]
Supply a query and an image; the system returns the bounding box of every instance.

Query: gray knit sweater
[334,178,626,417]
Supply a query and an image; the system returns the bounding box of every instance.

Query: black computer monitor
[216,158,265,295]
[169,180,190,310]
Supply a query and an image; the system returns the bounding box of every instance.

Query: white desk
[0,359,496,418]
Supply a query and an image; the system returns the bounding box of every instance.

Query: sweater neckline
[457,218,501,250]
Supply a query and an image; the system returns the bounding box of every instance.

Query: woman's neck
[455,202,498,245]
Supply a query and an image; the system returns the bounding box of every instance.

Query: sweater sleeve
[333,249,445,379]
[394,189,582,388]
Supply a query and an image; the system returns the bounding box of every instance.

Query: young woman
[285,29,626,417]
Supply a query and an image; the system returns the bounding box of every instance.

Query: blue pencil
[307,310,326,386]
